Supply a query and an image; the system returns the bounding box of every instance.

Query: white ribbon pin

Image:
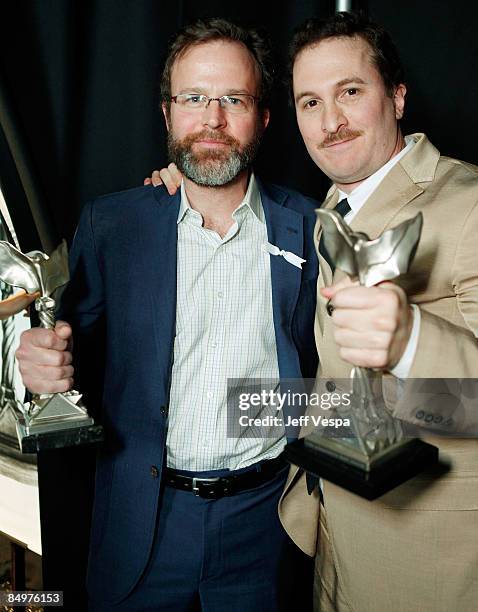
[262,242,306,269]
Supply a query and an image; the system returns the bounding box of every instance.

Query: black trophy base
[17,422,104,454]
[284,437,439,500]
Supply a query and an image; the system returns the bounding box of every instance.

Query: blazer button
[151,465,159,479]
[326,380,336,392]
[415,410,425,420]
[425,413,434,423]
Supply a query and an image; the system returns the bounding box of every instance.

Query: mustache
[318,129,362,149]
[180,130,240,148]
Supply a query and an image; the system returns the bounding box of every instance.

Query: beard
[167,125,263,187]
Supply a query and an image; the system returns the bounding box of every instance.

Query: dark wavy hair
[161,18,275,110]
[289,12,405,96]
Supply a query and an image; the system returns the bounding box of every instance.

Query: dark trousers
[89,463,312,611]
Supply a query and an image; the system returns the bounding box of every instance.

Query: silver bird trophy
[0,240,103,453]
[285,210,438,499]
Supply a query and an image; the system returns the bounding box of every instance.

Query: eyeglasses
[170,93,259,114]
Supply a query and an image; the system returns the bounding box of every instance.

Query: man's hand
[321,280,413,370]
[15,321,74,394]
[143,162,182,195]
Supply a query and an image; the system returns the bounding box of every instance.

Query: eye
[223,96,246,108]
[345,88,359,96]
[186,94,204,105]
[303,99,319,111]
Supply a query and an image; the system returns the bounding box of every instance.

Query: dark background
[1,0,477,243]
[0,0,477,609]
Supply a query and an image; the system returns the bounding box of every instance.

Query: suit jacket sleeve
[409,198,478,377]
[391,199,478,432]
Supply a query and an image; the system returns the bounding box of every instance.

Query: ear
[161,101,170,131]
[393,84,407,120]
[261,108,270,131]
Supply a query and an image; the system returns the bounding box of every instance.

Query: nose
[202,99,227,129]
[321,101,347,134]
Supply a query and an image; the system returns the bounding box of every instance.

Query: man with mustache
[15,18,318,611]
[280,12,478,612]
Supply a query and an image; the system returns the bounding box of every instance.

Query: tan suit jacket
[279,134,478,611]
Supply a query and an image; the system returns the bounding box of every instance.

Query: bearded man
[15,18,319,612]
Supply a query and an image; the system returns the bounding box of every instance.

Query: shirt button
[211,341,218,348]
[326,380,336,392]
[217,291,224,299]
[151,465,159,478]
[207,392,213,399]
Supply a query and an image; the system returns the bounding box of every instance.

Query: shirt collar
[338,135,416,212]
[177,172,264,225]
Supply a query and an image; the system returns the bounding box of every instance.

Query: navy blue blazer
[61,179,319,603]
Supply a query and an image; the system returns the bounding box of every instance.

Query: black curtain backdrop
[0,1,477,608]
[1,0,477,242]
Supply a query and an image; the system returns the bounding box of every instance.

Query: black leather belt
[164,454,287,499]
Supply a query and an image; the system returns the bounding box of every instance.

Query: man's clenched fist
[321,280,413,371]
[15,321,74,394]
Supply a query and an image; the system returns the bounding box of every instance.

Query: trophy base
[284,437,439,500]
[16,419,104,453]
[15,390,104,453]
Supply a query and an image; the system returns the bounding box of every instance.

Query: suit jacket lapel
[148,188,180,398]
[259,181,304,378]
[350,133,439,236]
[349,164,424,237]
[314,186,337,287]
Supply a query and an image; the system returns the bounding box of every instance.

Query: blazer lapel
[259,182,304,378]
[350,133,439,237]
[349,165,424,237]
[147,188,180,398]
[315,186,338,287]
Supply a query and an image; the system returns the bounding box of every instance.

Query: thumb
[55,320,72,340]
[320,275,356,299]
[320,286,335,300]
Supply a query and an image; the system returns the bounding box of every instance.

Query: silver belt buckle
[191,476,220,497]
[192,477,200,496]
